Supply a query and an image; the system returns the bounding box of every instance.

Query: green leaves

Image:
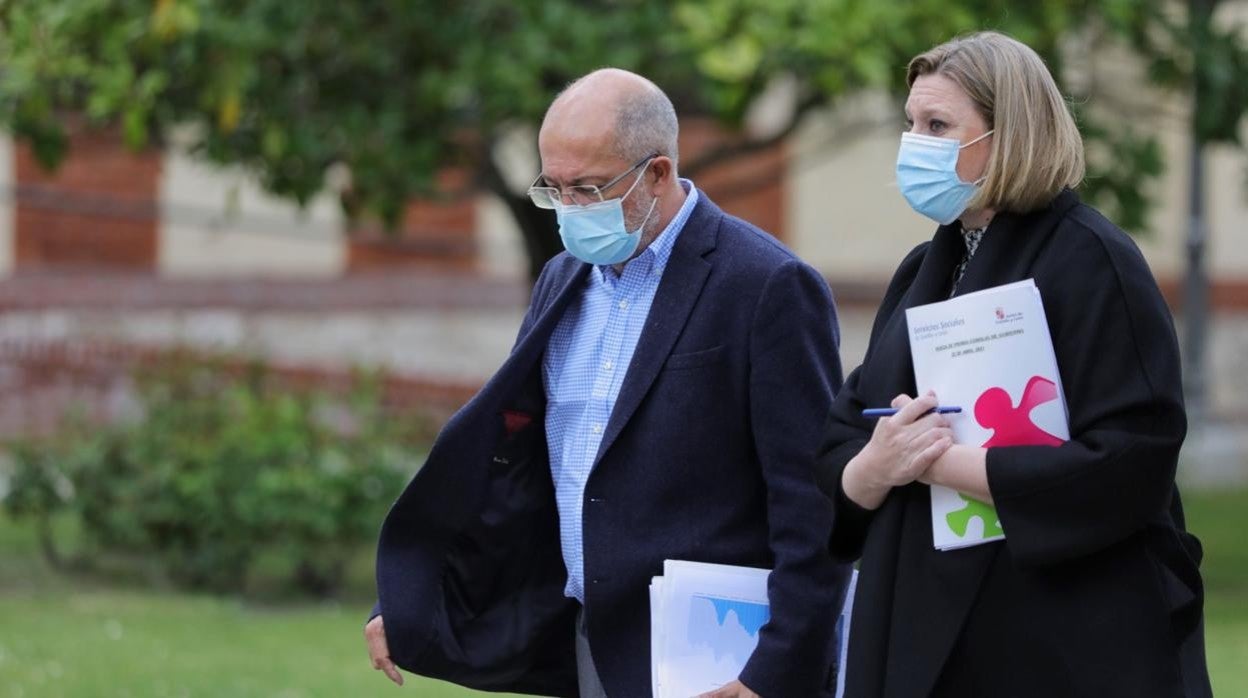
[151,0,201,41]
[1194,25,1248,145]
[1078,113,1167,235]
[3,356,420,597]
[0,0,1243,240]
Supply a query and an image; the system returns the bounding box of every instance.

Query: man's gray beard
[630,196,661,248]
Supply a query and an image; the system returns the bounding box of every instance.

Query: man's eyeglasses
[526,153,658,210]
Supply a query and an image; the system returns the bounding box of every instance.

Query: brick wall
[4,123,787,276]
[0,338,479,440]
[14,129,161,270]
[0,272,523,439]
[0,270,526,312]
[347,167,478,272]
[679,118,788,241]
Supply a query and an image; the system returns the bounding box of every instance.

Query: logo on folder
[993,305,1023,324]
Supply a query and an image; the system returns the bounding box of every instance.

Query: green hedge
[4,356,420,596]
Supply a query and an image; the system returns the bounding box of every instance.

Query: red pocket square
[502,410,534,436]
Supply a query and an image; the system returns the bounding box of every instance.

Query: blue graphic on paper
[688,595,770,663]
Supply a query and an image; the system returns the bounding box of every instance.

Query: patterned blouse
[950,224,988,296]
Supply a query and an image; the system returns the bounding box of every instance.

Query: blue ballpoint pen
[861,406,962,418]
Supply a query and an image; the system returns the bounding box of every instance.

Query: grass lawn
[0,515,524,698]
[0,589,525,698]
[1,488,1245,697]
[1184,487,1248,697]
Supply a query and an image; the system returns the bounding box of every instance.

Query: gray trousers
[576,608,610,698]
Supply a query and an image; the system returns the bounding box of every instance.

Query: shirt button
[591,423,602,434]
[603,360,613,370]
[618,300,629,310]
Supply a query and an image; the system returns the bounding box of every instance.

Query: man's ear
[649,156,674,191]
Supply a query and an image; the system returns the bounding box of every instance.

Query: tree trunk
[481,151,562,282]
[37,514,70,571]
[510,191,563,282]
[1183,0,1214,421]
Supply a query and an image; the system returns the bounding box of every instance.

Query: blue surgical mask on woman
[555,167,657,266]
[896,130,994,225]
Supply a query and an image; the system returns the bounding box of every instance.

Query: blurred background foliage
[1,0,1245,279]
[3,355,419,597]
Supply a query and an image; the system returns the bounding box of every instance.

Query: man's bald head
[541,68,680,168]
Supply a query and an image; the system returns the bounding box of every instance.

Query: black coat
[814,190,1212,698]
[376,195,853,697]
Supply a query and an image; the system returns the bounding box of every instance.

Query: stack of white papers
[650,560,856,697]
[905,279,1070,550]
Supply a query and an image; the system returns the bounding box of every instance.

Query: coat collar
[905,188,1082,307]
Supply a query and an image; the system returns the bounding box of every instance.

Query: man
[366,68,850,697]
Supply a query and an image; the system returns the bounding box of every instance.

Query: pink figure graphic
[974,375,1065,447]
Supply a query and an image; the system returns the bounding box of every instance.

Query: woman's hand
[842,392,954,510]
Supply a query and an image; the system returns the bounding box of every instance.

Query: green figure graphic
[946,493,1003,539]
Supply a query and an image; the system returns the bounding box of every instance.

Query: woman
[816,32,1211,697]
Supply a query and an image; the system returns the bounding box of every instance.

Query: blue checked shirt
[543,179,699,602]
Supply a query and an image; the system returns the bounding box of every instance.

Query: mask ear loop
[959,129,994,186]
[620,158,654,201]
[631,195,659,235]
[621,158,659,234]
[959,129,995,149]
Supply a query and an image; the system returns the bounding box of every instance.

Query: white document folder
[905,279,1069,550]
[650,560,857,697]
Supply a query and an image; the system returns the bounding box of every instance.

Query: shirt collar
[597,179,698,283]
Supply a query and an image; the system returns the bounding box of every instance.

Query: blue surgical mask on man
[895,129,994,225]
[555,167,658,266]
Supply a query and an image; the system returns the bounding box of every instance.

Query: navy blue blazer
[375,194,851,697]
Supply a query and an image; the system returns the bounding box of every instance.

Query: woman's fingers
[867,392,956,487]
[908,423,950,448]
[893,392,940,424]
[904,426,952,473]
[913,411,950,432]
[918,435,954,469]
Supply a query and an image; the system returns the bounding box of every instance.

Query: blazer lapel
[592,197,719,466]
[485,260,591,406]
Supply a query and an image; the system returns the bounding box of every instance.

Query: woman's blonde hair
[907,31,1085,213]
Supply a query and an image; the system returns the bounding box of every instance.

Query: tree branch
[691,111,898,202]
[479,139,524,217]
[682,92,826,177]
